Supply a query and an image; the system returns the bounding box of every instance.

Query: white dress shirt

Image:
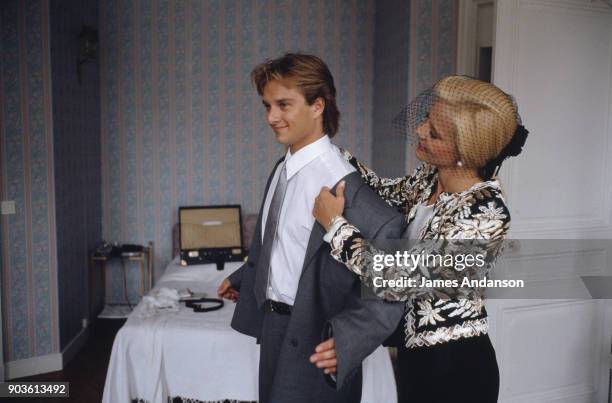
[261,135,356,305]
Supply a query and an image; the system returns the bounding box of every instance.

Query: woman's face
[415,101,459,167]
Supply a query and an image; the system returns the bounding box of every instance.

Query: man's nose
[267,108,280,125]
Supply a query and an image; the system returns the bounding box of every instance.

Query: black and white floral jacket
[328,152,510,348]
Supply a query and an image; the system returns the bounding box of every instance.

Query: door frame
[456,0,496,78]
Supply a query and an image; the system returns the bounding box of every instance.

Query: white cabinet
[463,0,612,401]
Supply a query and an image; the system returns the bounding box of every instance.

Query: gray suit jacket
[229,158,406,402]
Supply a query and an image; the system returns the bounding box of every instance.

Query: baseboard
[5,353,62,380]
[62,326,90,367]
[5,325,90,380]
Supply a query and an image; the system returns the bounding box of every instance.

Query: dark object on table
[120,243,144,256]
[185,297,224,312]
[93,242,144,258]
[179,205,245,270]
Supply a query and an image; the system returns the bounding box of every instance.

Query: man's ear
[311,97,325,119]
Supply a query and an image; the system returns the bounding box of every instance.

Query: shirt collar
[284,135,332,180]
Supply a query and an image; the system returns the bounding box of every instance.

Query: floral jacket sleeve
[341,149,436,213]
[329,182,511,302]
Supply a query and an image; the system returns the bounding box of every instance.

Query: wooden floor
[13,318,126,403]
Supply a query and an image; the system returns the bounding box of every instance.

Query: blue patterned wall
[99,0,376,300]
[0,0,58,361]
[49,0,101,350]
[372,0,459,176]
[371,0,411,179]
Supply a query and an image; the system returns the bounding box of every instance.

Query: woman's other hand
[313,181,345,231]
[309,338,337,374]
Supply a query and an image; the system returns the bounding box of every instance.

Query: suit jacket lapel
[299,171,362,276]
[301,223,326,274]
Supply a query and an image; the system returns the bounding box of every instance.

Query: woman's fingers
[309,338,336,366]
[315,338,335,352]
[309,350,334,363]
[309,338,337,373]
[336,181,345,198]
[310,348,336,362]
[315,358,337,369]
[317,186,335,199]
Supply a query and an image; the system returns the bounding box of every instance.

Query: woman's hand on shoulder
[313,181,346,231]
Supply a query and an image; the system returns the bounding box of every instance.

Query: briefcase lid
[178,205,243,251]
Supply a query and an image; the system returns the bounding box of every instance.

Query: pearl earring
[456,160,463,167]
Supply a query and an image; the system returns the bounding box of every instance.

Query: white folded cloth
[136,287,180,318]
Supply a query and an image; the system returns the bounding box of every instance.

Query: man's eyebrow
[261,98,292,105]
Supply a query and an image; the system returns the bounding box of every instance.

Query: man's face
[261,78,323,153]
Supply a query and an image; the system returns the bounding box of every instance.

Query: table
[90,242,153,318]
[102,259,397,403]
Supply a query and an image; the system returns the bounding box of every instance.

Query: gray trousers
[258,310,291,403]
[258,309,361,403]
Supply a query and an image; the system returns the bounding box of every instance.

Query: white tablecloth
[103,258,396,403]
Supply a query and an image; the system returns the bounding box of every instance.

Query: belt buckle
[269,300,275,312]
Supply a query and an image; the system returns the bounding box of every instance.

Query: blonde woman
[309,76,528,403]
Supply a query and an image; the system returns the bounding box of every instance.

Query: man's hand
[217,278,239,302]
[313,181,346,231]
[309,337,337,374]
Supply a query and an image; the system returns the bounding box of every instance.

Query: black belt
[264,299,292,315]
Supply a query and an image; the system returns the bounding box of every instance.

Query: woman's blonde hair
[434,76,518,169]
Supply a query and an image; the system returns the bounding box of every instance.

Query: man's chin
[274,132,292,146]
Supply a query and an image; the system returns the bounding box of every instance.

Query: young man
[217,53,404,403]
